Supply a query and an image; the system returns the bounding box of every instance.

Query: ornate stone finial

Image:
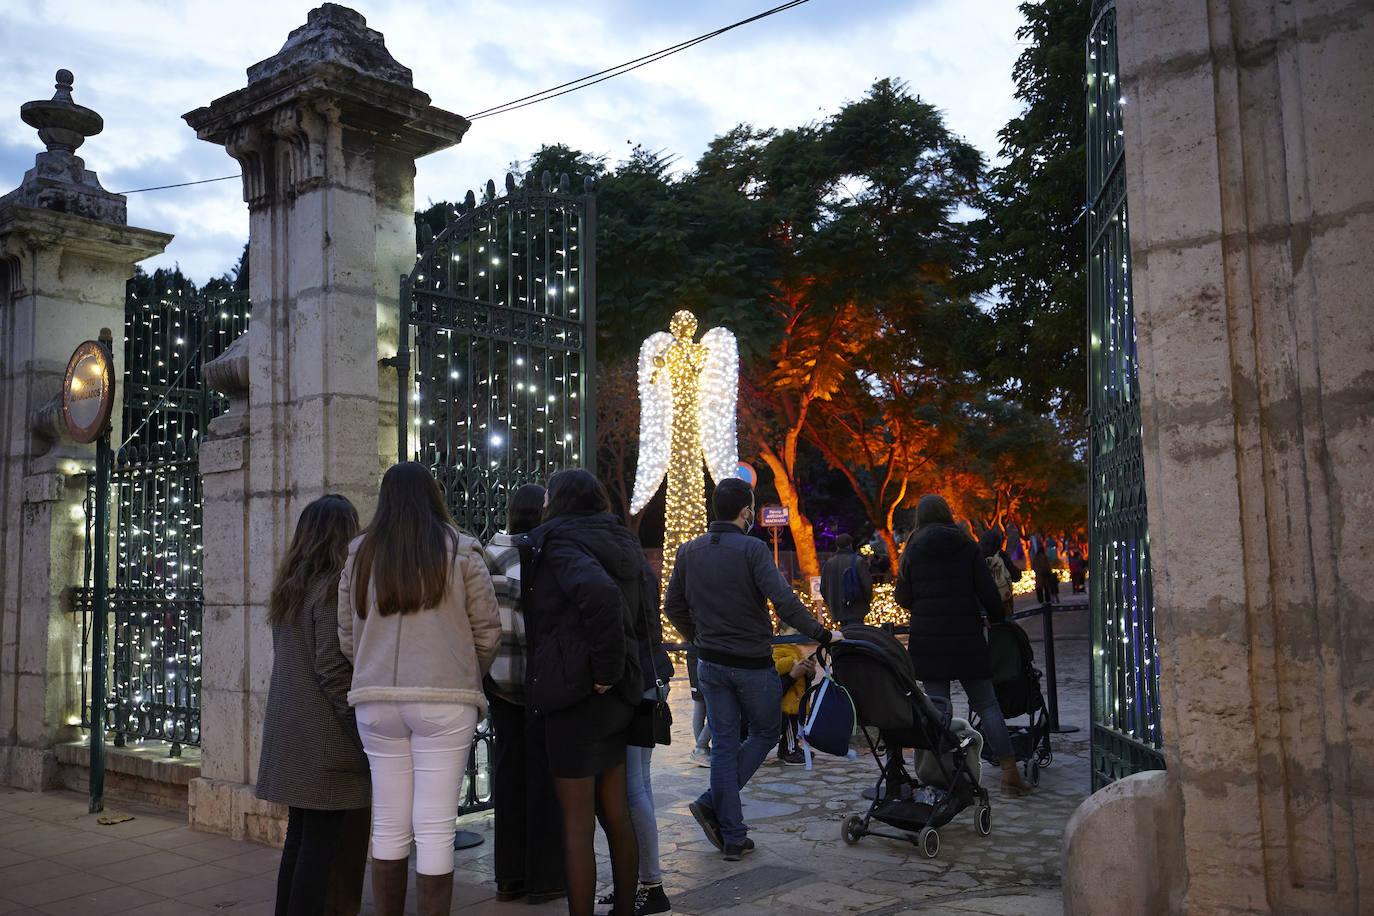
[21,69,104,154]
[53,69,75,102]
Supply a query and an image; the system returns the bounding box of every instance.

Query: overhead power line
[464,0,810,121]
[116,175,239,194]
[119,0,810,194]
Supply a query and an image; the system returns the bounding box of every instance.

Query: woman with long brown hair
[257,494,370,916]
[338,463,501,916]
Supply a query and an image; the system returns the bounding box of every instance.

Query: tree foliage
[976,0,1091,428]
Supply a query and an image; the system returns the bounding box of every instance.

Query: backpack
[841,554,863,604]
[986,554,1013,602]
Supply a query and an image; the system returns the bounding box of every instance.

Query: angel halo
[631,310,740,590]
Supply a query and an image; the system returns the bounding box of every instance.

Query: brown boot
[416,871,454,916]
[370,857,409,916]
[1000,758,1031,796]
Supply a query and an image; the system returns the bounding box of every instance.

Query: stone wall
[1065,0,1374,912]
[182,4,467,840]
[0,76,171,790]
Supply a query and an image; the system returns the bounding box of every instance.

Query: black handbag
[627,583,672,748]
[629,685,672,748]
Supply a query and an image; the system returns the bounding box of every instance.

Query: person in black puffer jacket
[894,494,1032,797]
[522,469,641,916]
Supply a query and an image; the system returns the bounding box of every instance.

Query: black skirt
[544,690,634,778]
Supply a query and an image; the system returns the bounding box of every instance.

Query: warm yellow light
[631,311,740,637]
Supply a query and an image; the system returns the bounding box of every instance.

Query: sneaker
[688,800,723,850]
[779,750,806,766]
[688,748,711,768]
[721,838,755,862]
[595,885,673,916]
[635,884,673,916]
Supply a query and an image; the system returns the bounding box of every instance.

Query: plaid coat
[482,532,527,705]
[256,576,371,810]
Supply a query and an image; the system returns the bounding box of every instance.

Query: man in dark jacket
[664,478,843,861]
[819,534,873,626]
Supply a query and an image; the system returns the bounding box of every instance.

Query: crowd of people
[254,463,1044,916]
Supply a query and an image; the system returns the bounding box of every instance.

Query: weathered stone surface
[0,154,169,791]
[1075,0,1374,912]
[184,4,465,838]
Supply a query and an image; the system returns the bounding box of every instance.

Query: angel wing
[629,331,675,514]
[698,326,740,485]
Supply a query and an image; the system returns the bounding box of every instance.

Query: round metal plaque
[62,340,115,443]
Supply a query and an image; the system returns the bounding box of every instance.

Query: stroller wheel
[841,814,864,845]
[975,803,992,837]
[1027,758,1041,787]
[917,827,940,858]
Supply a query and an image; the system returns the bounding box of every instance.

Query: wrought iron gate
[1085,0,1164,789]
[76,283,250,752]
[398,172,596,541]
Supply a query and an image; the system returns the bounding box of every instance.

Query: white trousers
[355,700,479,876]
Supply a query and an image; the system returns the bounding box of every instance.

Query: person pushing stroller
[894,495,1031,797]
[664,478,843,860]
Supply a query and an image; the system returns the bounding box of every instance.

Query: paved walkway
[0,598,1090,915]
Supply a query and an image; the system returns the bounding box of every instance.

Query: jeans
[692,699,711,752]
[355,700,479,876]
[922,678,1015,761]
[695,660,781,845]
[625,687,665,884]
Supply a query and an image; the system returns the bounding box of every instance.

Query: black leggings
[274,806,369,916]
[554,763,638,916]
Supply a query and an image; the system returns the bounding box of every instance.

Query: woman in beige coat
[338,463,501,916]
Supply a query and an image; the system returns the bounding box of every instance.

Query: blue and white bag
[799,662,858,769]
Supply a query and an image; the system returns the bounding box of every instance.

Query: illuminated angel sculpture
[631,310,740,588]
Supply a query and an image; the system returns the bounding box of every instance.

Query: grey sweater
[663,521,832,667]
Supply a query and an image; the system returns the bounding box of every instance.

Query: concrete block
[201,605,247,692]
[200,437,246,476]
[1063,770,1181,915]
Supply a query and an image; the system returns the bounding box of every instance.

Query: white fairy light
[630,310,740,611]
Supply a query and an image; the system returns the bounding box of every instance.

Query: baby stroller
[826,624,991,858]
[970,620,1052,785]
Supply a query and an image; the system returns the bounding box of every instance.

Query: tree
[941,395,1086,552]
[737,79,985,578]
[975,0,1092,429]
[595,355,642,532]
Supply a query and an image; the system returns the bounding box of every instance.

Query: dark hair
[835,533,854,551]
[915,493,955,528]
[267,494,360,627]
[507,484,546,535]
[352,462,460,618]
[978,527,1005,557]
[712,477,753,521]
[543,469,610,521]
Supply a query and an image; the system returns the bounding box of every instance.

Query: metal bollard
[1041,602,1080,734]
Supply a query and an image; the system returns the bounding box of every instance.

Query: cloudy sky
[0,0,1027,283]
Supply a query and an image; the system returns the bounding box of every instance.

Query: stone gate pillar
[1064,1,1374,912]
[182,4,468,839]
[0,71,172,789]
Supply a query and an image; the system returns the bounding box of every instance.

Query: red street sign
[759,505,789,527]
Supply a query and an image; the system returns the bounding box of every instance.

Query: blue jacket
[663,521,832,668]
